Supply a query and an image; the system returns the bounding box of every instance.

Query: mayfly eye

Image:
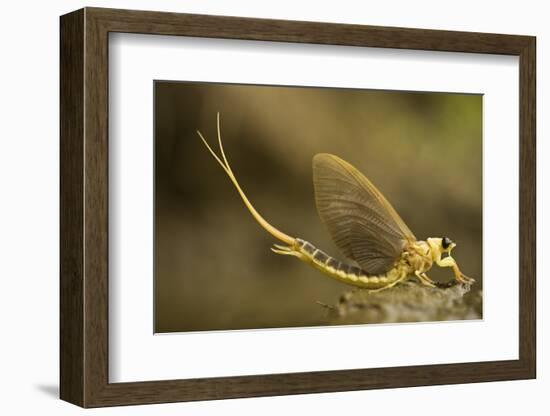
[442,237,452,249]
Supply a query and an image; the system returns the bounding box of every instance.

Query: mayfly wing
[313,153,416,275]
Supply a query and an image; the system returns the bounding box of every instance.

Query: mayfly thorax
[196,113,475,292]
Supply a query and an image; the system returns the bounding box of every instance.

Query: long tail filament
[196,113,296,246]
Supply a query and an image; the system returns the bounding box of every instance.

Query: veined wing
[313,153,415,275]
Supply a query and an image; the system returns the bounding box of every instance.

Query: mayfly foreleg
[436,256,475,284]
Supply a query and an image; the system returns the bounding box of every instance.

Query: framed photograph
[60,7,536,407]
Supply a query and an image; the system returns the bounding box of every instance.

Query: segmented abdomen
[296,238,403,289]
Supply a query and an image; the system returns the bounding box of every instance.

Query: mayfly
[197,114,475,292]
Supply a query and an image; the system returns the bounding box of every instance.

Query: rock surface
[323,280,482,325]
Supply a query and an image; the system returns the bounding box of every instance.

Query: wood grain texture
[59,7,537,408]
[518,38,536,377]
[83,10,110,406]
[59,8,84,406]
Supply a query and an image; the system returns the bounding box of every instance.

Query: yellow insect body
[272,238,408,290]
[197,114,474,292]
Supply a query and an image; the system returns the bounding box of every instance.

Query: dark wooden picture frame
[60,7,536,408]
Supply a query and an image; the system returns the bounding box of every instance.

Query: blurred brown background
[154,81,482,333]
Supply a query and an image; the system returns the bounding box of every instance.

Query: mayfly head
[427,237,456,259]
[441,236,456,253]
